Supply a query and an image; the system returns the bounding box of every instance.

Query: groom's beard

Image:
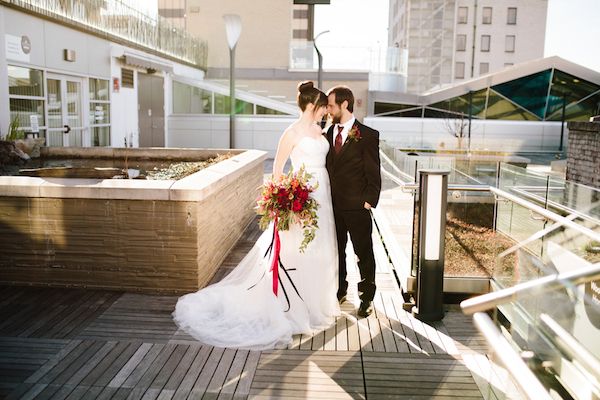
[330,113,342,124]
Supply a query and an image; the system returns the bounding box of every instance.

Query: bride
[173,81,341,350]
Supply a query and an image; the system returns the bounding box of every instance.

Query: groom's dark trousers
[325,121,382,303]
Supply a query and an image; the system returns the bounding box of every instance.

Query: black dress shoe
[337,293,347,304]
[357,301,373,318]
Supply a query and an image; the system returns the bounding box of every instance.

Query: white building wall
[0,5,205,148]
[0,6,10,136]
[168,115,296,157]
[365,116,566,152]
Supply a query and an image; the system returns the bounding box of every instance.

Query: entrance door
[138,74,165,147]
[46,74,85,147]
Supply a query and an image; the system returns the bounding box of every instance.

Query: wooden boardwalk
[0,217,521,400]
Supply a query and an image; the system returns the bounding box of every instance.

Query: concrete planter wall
[0,148,267,294]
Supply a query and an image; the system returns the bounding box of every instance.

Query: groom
[325,86,381,318]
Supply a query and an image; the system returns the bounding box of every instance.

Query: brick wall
[566,121,600,189]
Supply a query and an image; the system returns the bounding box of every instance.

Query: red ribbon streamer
[270,216,281,296]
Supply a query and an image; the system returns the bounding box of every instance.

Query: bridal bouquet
[256,166,319,253]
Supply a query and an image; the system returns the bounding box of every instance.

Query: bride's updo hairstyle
[297,81,327,111]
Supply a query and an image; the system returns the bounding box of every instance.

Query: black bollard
[413,170,449,322]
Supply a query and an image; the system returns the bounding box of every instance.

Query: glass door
[46,74,85,147]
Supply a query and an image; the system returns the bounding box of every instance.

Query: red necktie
[334,125,343,154]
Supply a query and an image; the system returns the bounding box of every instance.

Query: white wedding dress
[173,136,340,350]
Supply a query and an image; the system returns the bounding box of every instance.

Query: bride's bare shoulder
[280,123,302,143]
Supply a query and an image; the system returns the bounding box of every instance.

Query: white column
[0,6,11,136]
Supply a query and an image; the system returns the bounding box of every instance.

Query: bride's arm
[272,129,296,179]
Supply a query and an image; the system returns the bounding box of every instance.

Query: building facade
[180,0,372,120]
[389,0,548,94]
[0,0,209,148]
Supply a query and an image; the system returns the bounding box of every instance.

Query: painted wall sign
[5,34,31,62]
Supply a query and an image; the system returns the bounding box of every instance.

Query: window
[482,7,492,24]
[458,7,468,24]
[481,35,491,52]
[480,62,489,74]
[7,65,45,135]
[505,35,515,52]
[89,78,110,146]
[507,7,517,24]
[173,81,212,114]
[456,34,467,51]
[504,63,514,68]
[292,29,308,39]
[293,9,308,19]
[121,68,134,88]
[455,62,465,79]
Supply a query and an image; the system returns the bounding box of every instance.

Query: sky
[544,0,600,72]
[313,0,390,71]
[314,0,600,73]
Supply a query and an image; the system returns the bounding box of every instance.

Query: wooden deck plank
[0,204,497,400]
[119,343,165,389]
[150,344,189,391]
[189,346,224,396]
[65,341,117,386]
[345,315,361,352]
[219,350,249,395]
[107,343,153,388]
[132,343,177,391]
[298,334,312,350]
[234,350,260,397]
[366,316,385,352]
[310,328,325,351]
[378,317,398,353]
[170,345,212,400]
[323,320,336,351]
[206,348,237,394]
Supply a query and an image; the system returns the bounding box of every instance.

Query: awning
[123,53,173,73]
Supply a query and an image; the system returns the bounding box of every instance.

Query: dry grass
[444,217,516,277]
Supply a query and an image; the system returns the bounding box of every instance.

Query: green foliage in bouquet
[256,165,320,252]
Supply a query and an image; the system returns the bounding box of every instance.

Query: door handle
[63,125,71,134]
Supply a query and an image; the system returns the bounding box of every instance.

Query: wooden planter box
[0,148,267,294]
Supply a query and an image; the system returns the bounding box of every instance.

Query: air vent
[122,68,134,88]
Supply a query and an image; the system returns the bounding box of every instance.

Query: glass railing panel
[3,0,207,68]
[445,189,502,279]
[499,163,600,224]
[499,163,550,194]
[493,220,600,399]
[495,198,546,257]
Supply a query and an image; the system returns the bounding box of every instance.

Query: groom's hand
[364,202,372,210]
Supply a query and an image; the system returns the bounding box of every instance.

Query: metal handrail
[473,312,553,400]
[510,187,600,227]
[380,164,491,193]
[491,187,600,244]
[461,262,600,314]
[379,150,415,183]
[539,313,600,386]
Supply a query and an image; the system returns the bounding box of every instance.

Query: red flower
[292,200,303,212]
[347,126,362,142]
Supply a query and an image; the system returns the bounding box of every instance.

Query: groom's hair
[327,86,354,113]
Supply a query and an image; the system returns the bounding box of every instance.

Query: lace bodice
[290,136,329,170]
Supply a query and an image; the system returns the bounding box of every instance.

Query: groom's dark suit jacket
[325,120,382,210]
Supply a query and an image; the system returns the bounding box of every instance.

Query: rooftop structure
[371,56,600,122]
[389,0,548,93]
